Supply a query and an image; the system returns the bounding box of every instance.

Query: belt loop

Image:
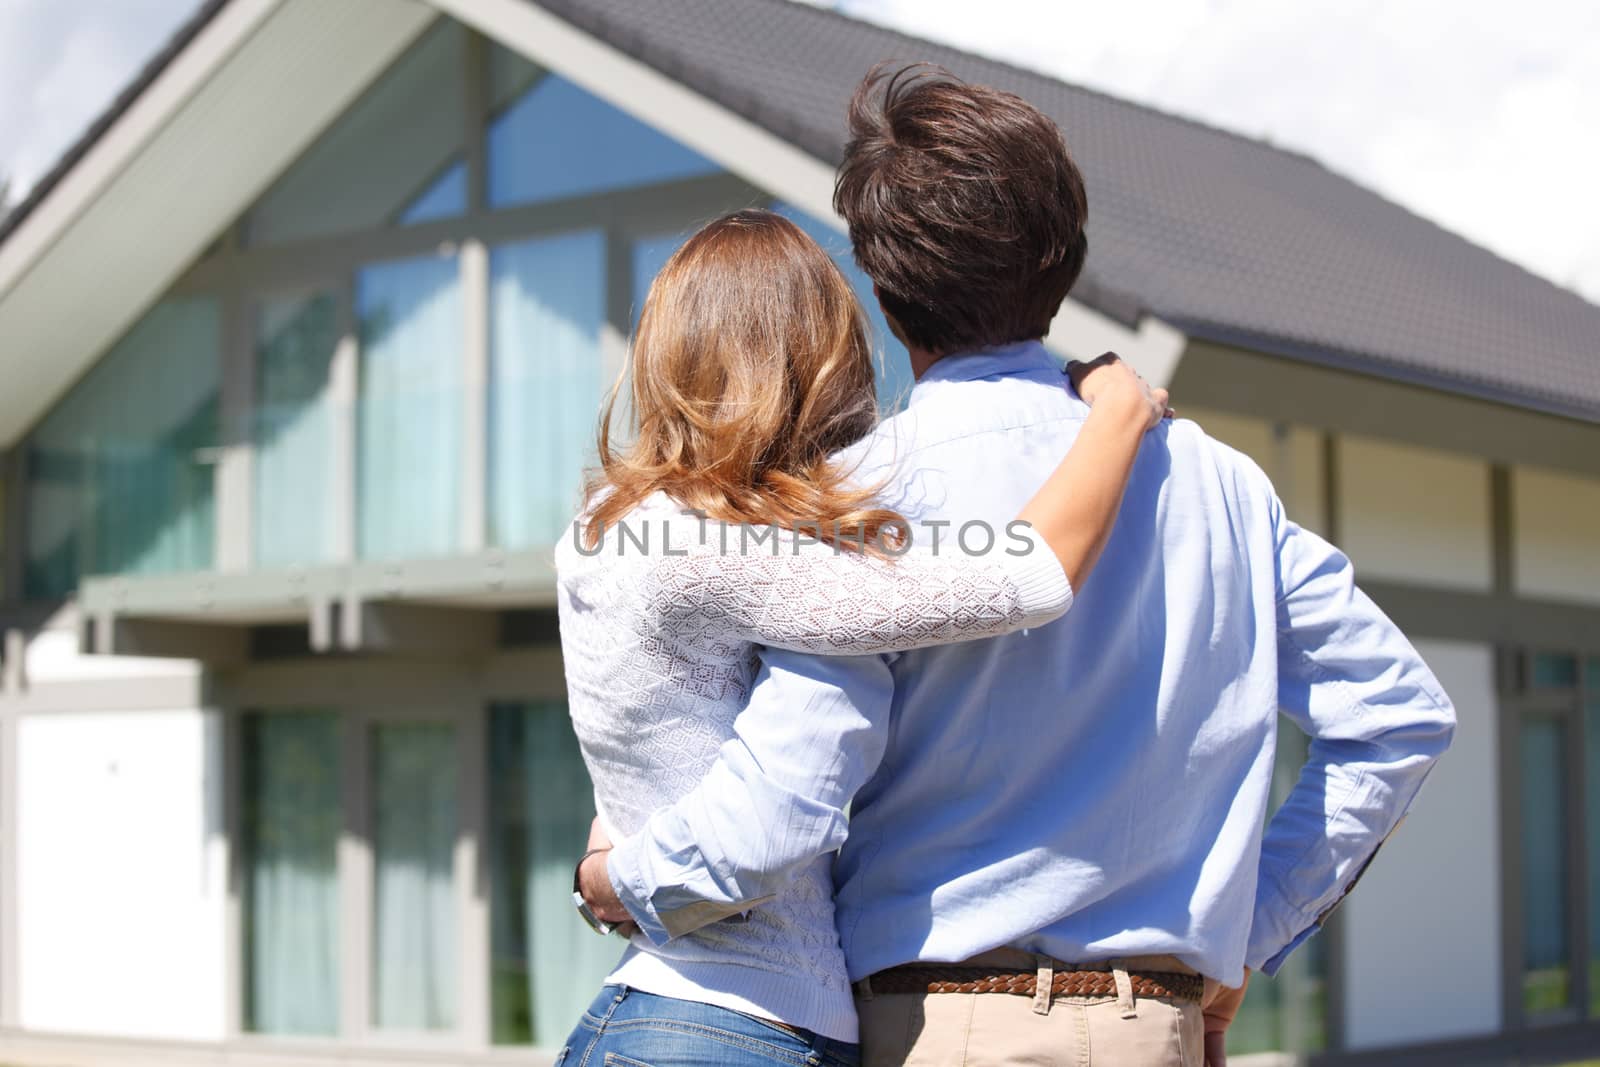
[1032,954,1054,1016]
[1112,962,1137,1019]
[855,974,875,1002]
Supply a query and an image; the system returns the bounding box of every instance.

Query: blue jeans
[558,985,860,1067]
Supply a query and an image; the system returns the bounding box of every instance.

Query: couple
[554,65,1455,1067]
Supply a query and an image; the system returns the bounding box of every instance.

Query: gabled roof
[532,0,1600,423]
[3,0,1597,425]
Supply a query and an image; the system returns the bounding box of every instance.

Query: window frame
[1504,646,1598,1028]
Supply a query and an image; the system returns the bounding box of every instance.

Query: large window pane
[1533,652,1579,689]
[489,231,604,548]
[255,294,337,567]
[489,702,620,1046]
[399,160,469,226]
[357,252,463,560]
[486,46,718,209]
[26,297,220,597]
[775,204,914,413]
[371,721,459,1032]
[241,711,340,1036]
[1522,714,1572,1015]
[247,21,466,244]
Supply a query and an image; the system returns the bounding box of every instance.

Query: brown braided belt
[869,965,1204,1003]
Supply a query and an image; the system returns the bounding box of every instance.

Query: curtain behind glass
[1521,715,1571,1015]
[255,294,337,567]
[488,702,620,1046]
[241,711,340,1036]
[371,721,459,1032]
[357,253,463,560]
[488,232,604,548]
[25,297,220,597]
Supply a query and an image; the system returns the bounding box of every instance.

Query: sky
[1,0,1596,302]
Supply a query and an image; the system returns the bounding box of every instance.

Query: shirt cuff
[605,834,672,946]
[1256,921,1320,977]
[1006,526,1074,625]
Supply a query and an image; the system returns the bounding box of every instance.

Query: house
[0,0,1597,1064]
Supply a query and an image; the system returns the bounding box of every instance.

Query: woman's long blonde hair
[583,209,901,549]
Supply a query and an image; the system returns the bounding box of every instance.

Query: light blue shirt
[607,340,1455,986]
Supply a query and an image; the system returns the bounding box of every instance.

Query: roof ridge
[772,0,1331,170]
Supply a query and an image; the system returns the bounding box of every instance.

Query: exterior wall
[1178,408,1326,533]
[1342,639,1502,1048]
[17,703,225,1040]
[1512,464,1600,606]
[1337,436,1493,591]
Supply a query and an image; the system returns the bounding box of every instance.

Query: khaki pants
[856,952,1204,1067]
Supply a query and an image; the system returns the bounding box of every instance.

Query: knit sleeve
[644,522,1072,654]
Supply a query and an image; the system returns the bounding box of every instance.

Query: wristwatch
[572,848,616,935]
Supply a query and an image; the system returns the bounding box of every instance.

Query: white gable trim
[0,0,281,302]
[430,0,1186,384]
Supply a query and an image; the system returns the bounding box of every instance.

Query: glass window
[1228,718,1328,1055]
[398,160,469,226]
[254,293,338,567]
[1533,652,1579,689]
[489,231,605,549]
[247,22,466,245]
[488,702,620,1046]
[1587,664,1600,1017]
[357,251,463,560]
[486,46,718,209]
[1522,714,1572,1016]
[26,297,220,598]
[775,204,915,413]
[371,720,459,1032]
[631,229,688,329]
[241,711,340,1036]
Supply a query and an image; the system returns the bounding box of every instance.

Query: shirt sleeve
[643,522,1072,655]
[606,647,894,944]
[1246,500,1456,974]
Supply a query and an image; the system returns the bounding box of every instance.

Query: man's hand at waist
[1200,968,1251,1067]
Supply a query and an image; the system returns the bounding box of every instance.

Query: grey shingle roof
[4,0,1596,422]
[539,0,1600,424]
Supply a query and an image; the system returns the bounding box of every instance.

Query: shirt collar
[914,340,1062,387]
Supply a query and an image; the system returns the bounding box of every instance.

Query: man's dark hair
[833,64,1088,355]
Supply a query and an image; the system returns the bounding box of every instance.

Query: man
[580,65,1454,1066]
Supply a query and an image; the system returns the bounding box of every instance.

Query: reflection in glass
[631,230,688,329]
[242,711,340,1036]
[1522,714,1572,1015]
[247,21,466,244]
[489,231,604,548]
[399,160,469,226]
[255,294,337,566]
[372,721,459,1032]
[775,204,914,413]
[489,702,621,1045]
[1532,653,1579,689]
[486,47,717,209]
[25,297,220,597]
[357,252,463,560]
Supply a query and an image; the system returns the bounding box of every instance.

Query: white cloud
[0,0,203,197]
[835,0,1600,302]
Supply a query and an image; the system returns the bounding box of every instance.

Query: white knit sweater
[554,492,1073,1040]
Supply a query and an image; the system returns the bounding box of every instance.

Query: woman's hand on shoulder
[1068,352,1171,431]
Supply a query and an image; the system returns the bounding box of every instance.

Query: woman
[554,210,1167,1066]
